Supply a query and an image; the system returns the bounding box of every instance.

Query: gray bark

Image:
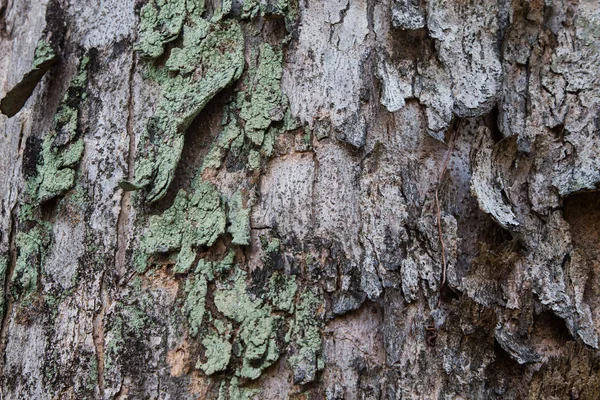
[1,0,600,398]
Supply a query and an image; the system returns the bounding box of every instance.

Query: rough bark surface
[1,0,600,399]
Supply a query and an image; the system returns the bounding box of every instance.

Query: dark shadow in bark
[563,190,600,314]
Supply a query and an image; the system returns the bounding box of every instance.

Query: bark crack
[92,268,108,397]
[115,53,137,281]
[93,49,137,398]
[435,118,462,296]
[0,203,18,370]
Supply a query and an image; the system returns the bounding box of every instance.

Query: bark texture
[1,0,600,398]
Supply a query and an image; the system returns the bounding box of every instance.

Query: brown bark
[1,0,600,398]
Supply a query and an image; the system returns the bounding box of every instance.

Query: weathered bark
[1,0,600,398]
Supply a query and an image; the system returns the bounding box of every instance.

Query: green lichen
[268,271,297,313]
[212,250,235,277]
[217,377,257,400]
[302,125,312,146]
[198,330,232,375]
[240,43,284,146]
[240,0,293,21]
[28,55,88,203]
[236,310,281,379]
[229,377,257,400]
[104,315,124,373]
[227,190,250,246]
[165,19,211,74]
[32,39,56,69]
[184,274,207,337]
[136,0,187,58]
[129,0,306,389]
[260,236,281,268]
[283,106,301,131]
[286,288,325,385]
[191,258,213,277]
[213,269,281,379]
[196,40,292,174]
[201,116,242,172]
[247,150,261,170]
[43,293,62,320]
[200,68,289,172]
[104,303,151,375]
[260,127,276,158]
[174,241,196,274]
[214,269,261,323]
[211,0,232,22]
[136,179,226,272]
[86,354,99,393]
[261,236,280,254]
[133,18,245,202]
[186,0,206,17]
[34,136,84,202]
[125,304,148,335]
[240,0,260,19]
[12,224,51,299]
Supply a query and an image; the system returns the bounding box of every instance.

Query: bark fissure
[92,269,108,397]
[0,204,17,370]
[115,53,137,280]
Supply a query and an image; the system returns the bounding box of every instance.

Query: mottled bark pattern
[1,0,600,399]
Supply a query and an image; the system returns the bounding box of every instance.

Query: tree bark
[1,0,600,398]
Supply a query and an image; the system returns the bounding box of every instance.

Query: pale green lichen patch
[136,0,187,58]
[260,126,276,158]
[174,248,320,385]
[227,190,250,245]
[240,0,261,19]
[201,116,242,172]
[241,0,291,20]
[136,179,227,272]
[217,377,257,400]
[198,330,232,375]
[174,241,196,274]
[28,55,88,203]
[247,149,261,170]
[211,0,232,22]
[240,43,285,146]
[214,269,262,323]
[286,288,325,385]
[132,17,245,202]
[129,0,312,389]
[260,235,281,269]
[12,224,51,299]
[213,269,282,379]
[184,274,208,337]
[212,250,236,277]
[236,311,281,379]
[165,19,211,74]
[34,137,85,202]
[199,41,291,176]
[191,258,212,278]
[268,271,297,313]
[103,302,151,377]
[32,39,56,69]
[186,0,206,18]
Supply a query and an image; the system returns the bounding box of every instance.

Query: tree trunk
[1,0,600,398]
